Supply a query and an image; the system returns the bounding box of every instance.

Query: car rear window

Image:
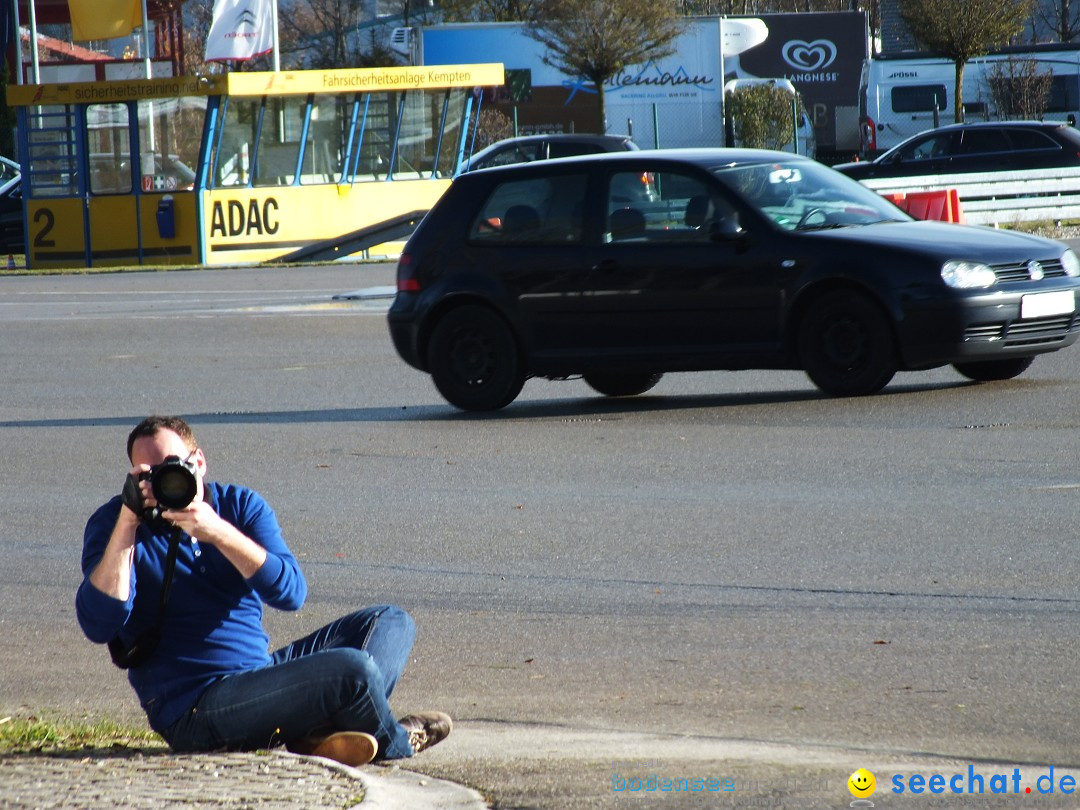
[469,173,588,244]
[1006,129,1061,151]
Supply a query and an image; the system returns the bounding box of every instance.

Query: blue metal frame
[386,92,407,181]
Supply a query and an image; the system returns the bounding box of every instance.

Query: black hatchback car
[388,148,1080,411]
[833,121,1080,180]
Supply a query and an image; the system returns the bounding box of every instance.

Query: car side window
[476,143,541,170]
[605,170,734,243]
[548,142,604,159]
[900,134,952,161]
[956,129,1011,154]
[469,173,588,244]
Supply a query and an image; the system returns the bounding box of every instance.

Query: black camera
[146,455,199,510]
[122,454,198,525]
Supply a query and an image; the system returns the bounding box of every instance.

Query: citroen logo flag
[205,0,275,62]
[68,0,143,41]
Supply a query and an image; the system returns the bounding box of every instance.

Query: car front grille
[964,312,1080,346]
[991,259,1068,283]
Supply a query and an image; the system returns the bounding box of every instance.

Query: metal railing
[857,167,1080,227]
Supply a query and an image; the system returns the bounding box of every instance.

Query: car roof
[480,133,633,146]
[461,147,808,176]
[913,120,1070,133]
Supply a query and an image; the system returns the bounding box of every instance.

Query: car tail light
[860,118,876,154]
[397,252,421,292]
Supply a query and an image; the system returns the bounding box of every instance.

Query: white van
[859,46,1080,155]
[724,78,817,158]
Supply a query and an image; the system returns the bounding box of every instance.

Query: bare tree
[899,0,1032,122]
[526,0,683,132]
[986,57,1053,118]
[278,0,364,69]
[1034,0,1080,41]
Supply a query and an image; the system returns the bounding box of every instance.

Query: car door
[877,131,958,177]
[576,165,785,362]
[949,127,1012,172]
[465,170,595,354]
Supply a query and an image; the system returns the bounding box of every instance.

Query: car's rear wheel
[799,290,897,396]
[583,372,664,397]
[427,305,525,411]
[952,356,1035,382]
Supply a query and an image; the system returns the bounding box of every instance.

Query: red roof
[23,30,112,61]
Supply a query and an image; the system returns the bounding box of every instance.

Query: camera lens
[150,457,198,509]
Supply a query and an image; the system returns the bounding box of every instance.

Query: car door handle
[593,259,619,272]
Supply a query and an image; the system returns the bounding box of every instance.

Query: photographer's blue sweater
[76,482,307,734]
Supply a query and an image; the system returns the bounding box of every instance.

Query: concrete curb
[314,758,488,809]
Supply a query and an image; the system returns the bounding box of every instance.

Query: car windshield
[711,160,908,231]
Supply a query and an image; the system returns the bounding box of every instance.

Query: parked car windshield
[711,159,907,230]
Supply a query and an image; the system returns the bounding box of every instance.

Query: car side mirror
[708,213,745,242]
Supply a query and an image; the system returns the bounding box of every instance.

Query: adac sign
[209,197,280,237]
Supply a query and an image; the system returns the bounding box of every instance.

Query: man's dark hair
[127,416,198,461]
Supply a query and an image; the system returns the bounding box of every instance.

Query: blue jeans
[163,605,416,759]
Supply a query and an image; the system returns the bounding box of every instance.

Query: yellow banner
[68,0,143,41]
[224,64,506,97]
[7,76,221,107]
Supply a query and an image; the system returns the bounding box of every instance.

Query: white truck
[859,45,1080,155]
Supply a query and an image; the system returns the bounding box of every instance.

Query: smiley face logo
[848,768,877,798]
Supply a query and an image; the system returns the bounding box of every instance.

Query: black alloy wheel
[427,305,525,411]
[799,290,898,396]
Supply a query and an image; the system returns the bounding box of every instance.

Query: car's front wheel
[798,290,897,396]
[583,372,664,397]
[427,305,525,411]
[952,356,1035,382]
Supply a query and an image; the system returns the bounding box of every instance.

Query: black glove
[121,472,167,529]
[121,472,146,517]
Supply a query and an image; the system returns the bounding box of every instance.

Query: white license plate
[1020,291,1076,319]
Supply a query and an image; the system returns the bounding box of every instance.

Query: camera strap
[108,527,183,670]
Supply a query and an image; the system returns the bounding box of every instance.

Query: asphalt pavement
[3,256,1080,809]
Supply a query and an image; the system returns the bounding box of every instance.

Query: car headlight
[1062,249,1080,278]
[941,260,996,289]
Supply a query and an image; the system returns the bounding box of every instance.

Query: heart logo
[781,39,837,72]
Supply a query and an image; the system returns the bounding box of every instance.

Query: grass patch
[0,714,164,754]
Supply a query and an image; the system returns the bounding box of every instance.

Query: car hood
[809,220,1065,261]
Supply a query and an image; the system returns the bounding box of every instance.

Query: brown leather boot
[288,731,379,767]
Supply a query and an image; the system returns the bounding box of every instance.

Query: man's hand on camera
[161,500,268,579]
[159,499,220,540]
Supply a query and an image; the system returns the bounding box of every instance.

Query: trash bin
[156,195,176,239]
